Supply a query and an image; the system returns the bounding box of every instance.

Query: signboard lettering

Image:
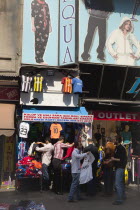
[93,111,138,121]
[22,113,94,123]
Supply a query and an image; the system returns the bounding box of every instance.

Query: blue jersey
[72,78,83,93]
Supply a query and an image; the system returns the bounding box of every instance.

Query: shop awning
[22,107,94,123]
[0,104,15,136]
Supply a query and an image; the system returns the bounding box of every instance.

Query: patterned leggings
[35,28,49,63]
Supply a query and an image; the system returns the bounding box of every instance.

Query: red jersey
[61,77,72,93]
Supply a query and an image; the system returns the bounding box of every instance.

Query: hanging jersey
[34,75,44,92]
[19,122,30,138]
[18,141,26,160]
[21,75,32,93]
[50,123,62,139]
[72,77,83,93]
[61,77,72,93]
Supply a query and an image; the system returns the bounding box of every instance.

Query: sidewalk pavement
[0,185,140,210]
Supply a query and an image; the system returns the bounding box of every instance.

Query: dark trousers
[35,28,49,63]
[103,167,114,195]
[52,158,62,193]
[82,16,106,60]
[132,0,140,16]
[87,168,97,196]
[42,164,51,190]
[115,168,126,202]
[68,173,80,200]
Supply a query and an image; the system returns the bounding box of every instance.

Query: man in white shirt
[36,137,54,190]
[68,141,89,202]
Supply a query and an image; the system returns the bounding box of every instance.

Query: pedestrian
[68,141,89,202]
[102,147,114,196]
[84,139,99,196]
[31,0,52,65]
[36,137,54,190]
[52,136,74,194]
[111,135,127,205]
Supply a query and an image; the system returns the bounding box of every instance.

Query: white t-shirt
[80,153,95,184]
[19,122,30,138]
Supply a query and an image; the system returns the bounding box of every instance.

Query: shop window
[99,66,126,99]
[80,63,102,98]
[123,67,140,101]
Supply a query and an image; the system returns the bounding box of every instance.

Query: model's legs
[35,29,44,63]
[97,18,106,61]
[39,28,49,63]
[81,16,97,61]
[35,27,49,64]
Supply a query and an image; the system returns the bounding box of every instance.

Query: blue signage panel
[79,0,140,67]
[22,0,59,66]
[59,0,76,65]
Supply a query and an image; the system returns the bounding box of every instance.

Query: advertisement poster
[22,0,59,66]
[80,123,92,148]
[79,0,140,66]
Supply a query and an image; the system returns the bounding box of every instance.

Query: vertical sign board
[22,0,59,66]
[59,0,76,65]
[79,0,140,67]
[3,136,15,172]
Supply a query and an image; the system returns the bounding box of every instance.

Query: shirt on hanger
[50,123,62,139]
[72,77,83,93]
[19,122,30,138]
[34,75,44,92]
[61,77,72,93]
[21,75,32,93]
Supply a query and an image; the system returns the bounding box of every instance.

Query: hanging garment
[19,122,30,138]
[21,75,32,93]
[80,153,95,184]
[18,140,26,160]
[50,123,62,139]
[62,146,74,160]
[28,142,42,161]
[61,77,72,93]
[72,77,83,94]
[28,142,36,156]
[34,75,44,92]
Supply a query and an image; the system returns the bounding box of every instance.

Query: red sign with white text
[0,87,19,101]
[93,111,140,121]
[22,113,94,123]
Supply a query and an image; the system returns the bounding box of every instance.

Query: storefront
[15,106,93,190]
[91,110,140,147]
[0,86,19,190]
[15,65,93,190]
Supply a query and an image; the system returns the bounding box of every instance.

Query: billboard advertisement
[22,0,59,66]
[59,0,76,66]
[79,0,140,66]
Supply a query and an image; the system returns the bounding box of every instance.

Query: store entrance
[93,119,140,190]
